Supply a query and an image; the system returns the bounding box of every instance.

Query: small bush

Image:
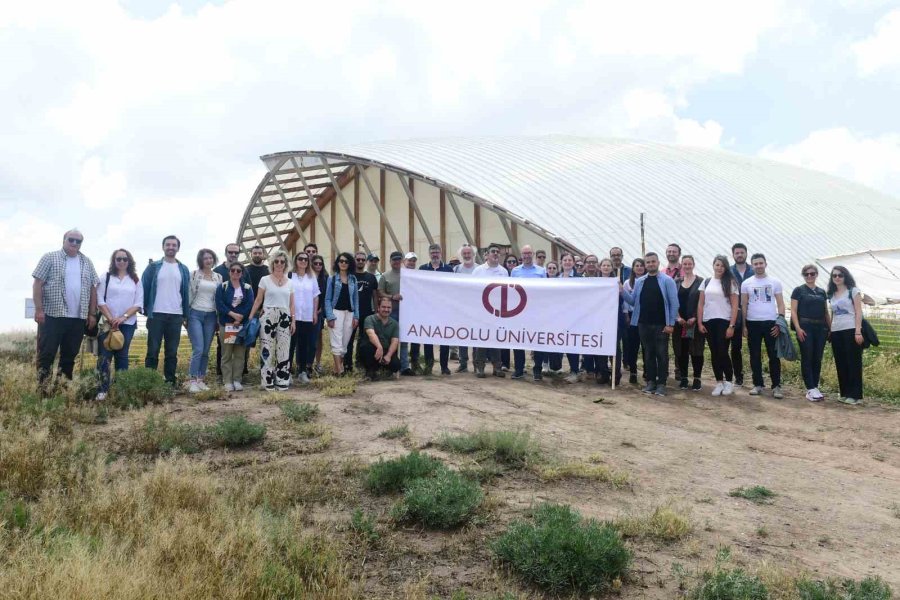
[492,503,631,595]
[193,386,226,402]
[0,491,31,530]
[210,416,266,448]
[689,567,769,600]
[350,508,379,542]
[378,424,410,440]
[365,451,445,494]
[281,401,320,423]
[133,413,204,455]
[393,469,483,529]
[109,368,172,408]
[436,429,541,466]
[614,504,692,541]
[729,486,776,504]
[797,576,893,600]
[312,375,357,397]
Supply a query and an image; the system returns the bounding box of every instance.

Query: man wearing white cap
[399,251,420,375]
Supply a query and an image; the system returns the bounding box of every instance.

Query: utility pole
[640,212,646,256]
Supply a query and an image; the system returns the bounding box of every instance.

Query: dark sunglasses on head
[67,238,83,244]
[115,256,129,262]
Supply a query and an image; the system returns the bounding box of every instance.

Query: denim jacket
[621,273,680,327]
[324,273,359,321]
[141,259,191,319]
[215,281,255,326]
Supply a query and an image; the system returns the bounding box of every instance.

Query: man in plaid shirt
[32,229,99,388]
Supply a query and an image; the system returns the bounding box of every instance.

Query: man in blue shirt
[510,245,546,380]
[419,243,454,375]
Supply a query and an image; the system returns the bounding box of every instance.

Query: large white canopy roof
[249,136,900,288]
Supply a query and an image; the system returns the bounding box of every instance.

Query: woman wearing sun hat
[96,248,143,401]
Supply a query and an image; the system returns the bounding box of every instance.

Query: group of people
[32,230,869,404]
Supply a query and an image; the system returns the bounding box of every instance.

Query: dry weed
[613,503,693,541]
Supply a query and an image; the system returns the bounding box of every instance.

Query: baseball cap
[367,254,379,261]
[390,251,403,260]
[404,252,418,260]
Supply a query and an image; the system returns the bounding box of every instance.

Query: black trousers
[676,335,704,379]
[345,311,373,369]
[623,321,642,375]
[424,344,450,370]
[831,329,863,400]
[797,321,828,390]
[746,319,780,388]
[729,315,744,380]
[514,349,546,376]
[705,319,733,382]
[37,316,85,386]
[145,313,183,384]
[638,323,669,386]
[598,316,624,381]
[360,344,401,374]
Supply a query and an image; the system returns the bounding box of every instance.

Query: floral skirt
[260,307,292,389]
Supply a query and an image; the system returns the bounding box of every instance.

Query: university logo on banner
[399,269,619,355]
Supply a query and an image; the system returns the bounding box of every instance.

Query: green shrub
[365,451,445,494]
[378,424,410,440]
[281,401,320,423]
[210,416,266,448]
[109,368,172,408]
[349,508,379,542]
[0,491,31,530]
[689,567,768,600]
[133,413,204,455]
[729,486,776,504]
[393,469,483,529]
[436,429,541,466]
[797,576,893,600]
[492,503,631,595]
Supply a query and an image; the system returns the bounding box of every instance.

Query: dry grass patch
[247,458,354,511]
[533,461,630,488]
[613,503,693,542]
[312,374,358,397]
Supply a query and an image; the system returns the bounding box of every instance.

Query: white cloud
[80,157,127,209]
[760,127,900,198]
[852,8,900,75]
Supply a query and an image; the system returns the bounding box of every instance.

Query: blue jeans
[514,349,546,376]
[187,309,217,378]
[98,323,136,393]
[145,313,184,384]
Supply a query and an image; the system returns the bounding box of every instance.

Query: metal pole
[640,212,646,256]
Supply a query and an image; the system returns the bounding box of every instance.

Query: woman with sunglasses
[504,254,519,274]
[324,252,360,376]
[622,258,646,385]
[187,249,222,393]
[790,264,830,402]
[828,266,865,405]
[95,249,143,401]
[311,256,329,373]
[498,251,518,371]
[215,262,254,391]
[248,250,295,391]
[289,252,319,384]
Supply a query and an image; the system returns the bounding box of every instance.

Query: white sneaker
[315,363,324,374]
[298,372,310,384]
[711,382,724,397]
[224,383,235,392]
[773,386,784,399]
[564,372,579,384]
[96,392,107,401]
[812,387,824,399]
[748,386,762,396]
[233,381,243,391]
[805,389,822,402]
[723,382,734,396]
[197,381,210,391]
[188,381,200,393]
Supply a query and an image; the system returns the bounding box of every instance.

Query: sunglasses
[338,259,349,264]
[115,256,129,263]
[803,272,817,277]
[575,263,584,267]
[67,238,83,245]
[273,259,286,264]
[230,268,243,274]
[831,273,844,279]
[313,261,323,266]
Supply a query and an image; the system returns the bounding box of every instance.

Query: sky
[2,0,900,332]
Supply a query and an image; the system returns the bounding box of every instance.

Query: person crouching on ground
[360,296,401,380]
[215,262,254,392]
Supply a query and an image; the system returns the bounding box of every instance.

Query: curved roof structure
[238,136,900,286]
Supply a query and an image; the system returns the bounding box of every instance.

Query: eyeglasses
[586,260,598,264]
[67,238,83,245]
[226,250,239,255]
[832,273,844,279]
[803,272,817,277]
[313,262,323,267]
[338,259,349,264]
[575,263,584,267]
[296,256,308,261]
[230,268,243,274]
[115,256,129,263]
[273,259,286,264]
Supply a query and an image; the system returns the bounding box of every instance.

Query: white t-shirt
[830,288,861,332]
[259,275,292,309]
[291,274,319,321]
[154,261,183,315]
[231,285,244,308]
[472,264,509,278]
[455,263,477,274]
[191,274,219,312]
[98,274,144,325]
[741,275,782,322]
[65,255,82,318]
[699,277,738,322]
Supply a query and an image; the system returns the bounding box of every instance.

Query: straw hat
[103,330,125,352]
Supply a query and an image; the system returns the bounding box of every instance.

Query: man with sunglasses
[472,244,508,378]
[535,249,547,268]
[345,251,379,373]
[32,229,100,390]
[142,235,191,386]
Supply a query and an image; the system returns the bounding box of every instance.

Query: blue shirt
[510,264,546,278]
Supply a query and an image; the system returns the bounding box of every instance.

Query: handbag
[85,273,111,338]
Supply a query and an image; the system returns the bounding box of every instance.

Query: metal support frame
[445,191,475,247]
[289,157,339,255]
[324,161,370,255]
[359,166,401,256]
[398,172,435,246]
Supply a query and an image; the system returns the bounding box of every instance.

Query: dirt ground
[91,370,900,599]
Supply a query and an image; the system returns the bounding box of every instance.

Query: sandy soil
[91,372,900,598]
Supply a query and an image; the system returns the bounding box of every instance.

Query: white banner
[399,269,620,355]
